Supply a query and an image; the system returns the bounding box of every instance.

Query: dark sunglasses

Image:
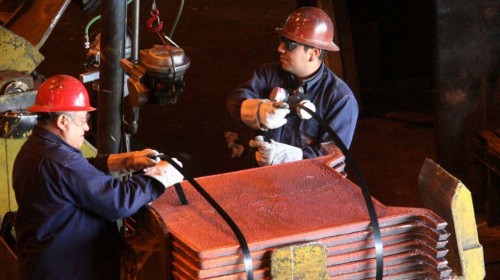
[279,36,301,51]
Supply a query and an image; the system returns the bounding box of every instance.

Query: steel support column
[98,0,127,154]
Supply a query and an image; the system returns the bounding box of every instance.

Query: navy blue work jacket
[227,62,359,158]
[13,126,165,280]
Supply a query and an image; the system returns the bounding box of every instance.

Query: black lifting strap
[298,104,384,280]
[156,154,255,280]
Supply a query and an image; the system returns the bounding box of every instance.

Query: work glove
[107,149,159,178]
[241,99,290,130]
[249,136,303,166]
[144,158,184,188]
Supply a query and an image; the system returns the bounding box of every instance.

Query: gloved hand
[144,158,184,188]
[107,149,159,177]
[241,99,289,130]
[249,136,303,166]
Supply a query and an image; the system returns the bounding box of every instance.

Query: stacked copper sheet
[149,154,452,279]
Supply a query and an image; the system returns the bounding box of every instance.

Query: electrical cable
[155,154,255,280]
[297,104,384,280]
[84,0,133,49]
[85,15,101,38]
[169,0,185,38]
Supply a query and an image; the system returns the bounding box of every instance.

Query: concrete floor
[35,0,499,278]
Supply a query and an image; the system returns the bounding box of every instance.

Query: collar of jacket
[31,125,81,154]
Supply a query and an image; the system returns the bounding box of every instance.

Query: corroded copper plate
[147,154,449,279]
[150,156,446,259]
[170,217,449,270]
[173,238,448,279]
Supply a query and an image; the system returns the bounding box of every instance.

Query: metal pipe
[98,0,127,154]
[131,0,140,63]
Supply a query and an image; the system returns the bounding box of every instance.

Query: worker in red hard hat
[12,74,184,279]
[227,6,359,167]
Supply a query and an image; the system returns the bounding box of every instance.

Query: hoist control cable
[84,0,133,49]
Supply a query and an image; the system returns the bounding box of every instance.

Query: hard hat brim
[275,28,340,52]
[27,105,97,113]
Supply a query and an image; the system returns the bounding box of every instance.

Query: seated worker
[227,6,358,166]
[13,75,184,280]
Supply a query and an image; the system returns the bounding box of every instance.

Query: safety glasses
[279,36,302,52]
[64,113,91,127]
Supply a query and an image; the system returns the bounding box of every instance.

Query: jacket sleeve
[48,154,165,221]
[86,154,111,173]
[324,94,359,149]
[227,65,274,123]
[301,94,359,159]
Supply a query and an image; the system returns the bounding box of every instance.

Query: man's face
[277,37,314,78]
[59,111,91,149]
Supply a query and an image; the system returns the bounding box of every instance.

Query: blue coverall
[227,62,359,158]
[13,126,165,280]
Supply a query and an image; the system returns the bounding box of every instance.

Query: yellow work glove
[107,149,159,177]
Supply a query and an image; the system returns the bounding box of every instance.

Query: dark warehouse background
[37,0,437,177]
[29,0,500,278]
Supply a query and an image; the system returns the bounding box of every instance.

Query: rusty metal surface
[151,169,441,255]
[171,254,452,280]
[0,0,29,26]
[0,26,44,72]
[0,91,36,112]
[171,233,450,279]
[145,154,451,279]
[121,206,171,280]
[172,264,269,280]
[7,0,71,49]
[0,237,20,280]
[0,71,33,94]
[149,154,388,258]
[171,220,449,270]
[172,238,449,279]
[419,158,486,279]
[330,253,452,279]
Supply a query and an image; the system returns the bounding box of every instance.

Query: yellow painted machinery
[0,0,85,225]
[0,2,99,278]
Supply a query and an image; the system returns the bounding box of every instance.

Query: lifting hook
[147,8,163,32]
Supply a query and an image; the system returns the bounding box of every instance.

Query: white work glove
[107,149,160,177]
[144,158,184,188]
[241,99,290,130]
[249,136,303,166]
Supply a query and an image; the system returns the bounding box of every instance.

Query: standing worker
[13,75,183,279]
[227,6,358,166]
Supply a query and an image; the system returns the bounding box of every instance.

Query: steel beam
[98,0,127,154]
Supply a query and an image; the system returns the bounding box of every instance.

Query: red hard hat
[28,75,96,112]
[275,7,340,51]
